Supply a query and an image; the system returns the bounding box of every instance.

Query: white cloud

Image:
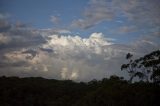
[2,32,126,81]
[44,32,112,50]
[39,32,118,80]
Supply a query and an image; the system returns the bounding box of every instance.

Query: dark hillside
[0,76,159,106]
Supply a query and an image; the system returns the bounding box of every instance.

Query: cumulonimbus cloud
[0,32,130,81]
[0,31,159,81]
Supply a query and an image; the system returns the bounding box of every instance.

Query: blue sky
[0,0,159,81]
[0,0,87,28]
[0,0,149,43]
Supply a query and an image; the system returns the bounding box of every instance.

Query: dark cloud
[0,21,46,50]
[0,61,29,68]
[40,48,53,53]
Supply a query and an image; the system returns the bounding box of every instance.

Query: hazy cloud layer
[72,0,160,29]
[71,0,114,29]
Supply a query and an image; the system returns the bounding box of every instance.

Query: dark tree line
[0,75,159,106]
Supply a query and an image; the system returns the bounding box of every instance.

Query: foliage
[121,50,160,83]
[0,76,159,106]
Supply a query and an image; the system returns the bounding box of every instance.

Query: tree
[121,50,160,83]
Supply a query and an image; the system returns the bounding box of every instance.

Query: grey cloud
[113,0,160,26]
[22,49,38,59]
[110,26,137,35]
[0,15,47,78]
[40,48,53,53]
[71,19,95,29]
[131,33,160,54]
[15,21,30,29]
[0,13,46,50]
[0,23,46,50]
[117,26,136,34]
[0,19,11,32]
[39,28,71,36]
[0,33,11,44]
[71,0,114,29]
[0,61,29,68]
[0,13,11,32]
[71,0,160,29]
[0,34,46,50]
[50,16,60,24]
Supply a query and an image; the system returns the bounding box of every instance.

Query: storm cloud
[0,30,159,81]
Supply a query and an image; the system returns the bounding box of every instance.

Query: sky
[0,0,160,81]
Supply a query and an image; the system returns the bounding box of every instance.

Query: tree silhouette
[121,50,160,83]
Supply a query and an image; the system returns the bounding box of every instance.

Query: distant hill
[0,76,159,106]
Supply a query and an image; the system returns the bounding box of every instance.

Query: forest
[0,50,160,106]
